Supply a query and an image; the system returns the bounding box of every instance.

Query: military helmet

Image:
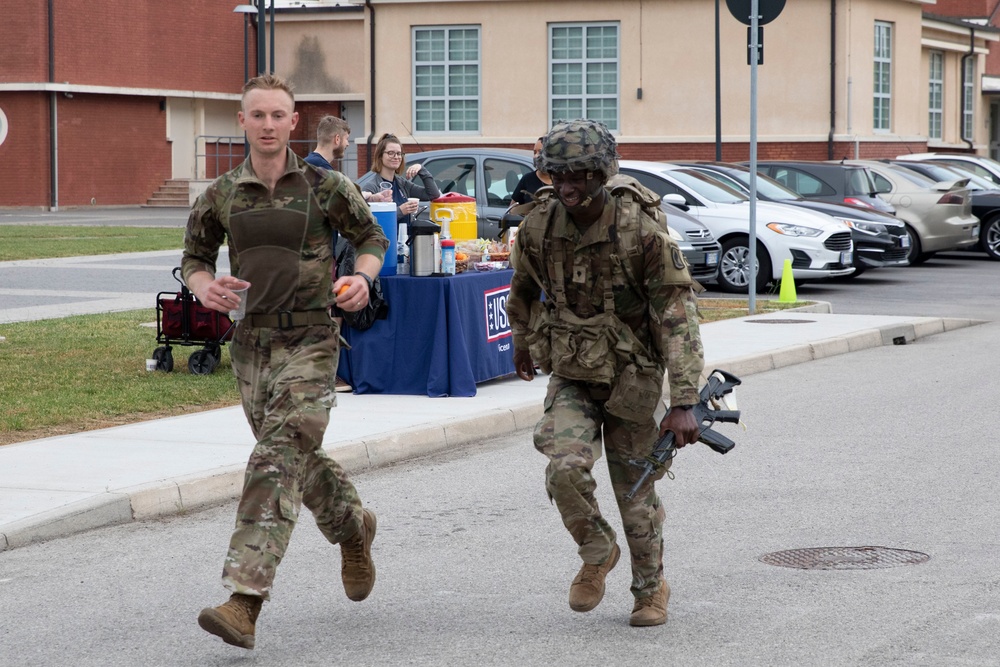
[539,119,619,179]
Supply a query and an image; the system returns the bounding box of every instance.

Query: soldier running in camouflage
[183,74,389,650]
[506,119,706,627]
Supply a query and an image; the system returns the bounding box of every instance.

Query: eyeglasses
[383,151,403,158]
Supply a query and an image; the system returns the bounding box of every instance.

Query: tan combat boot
[568,543,621,612]
[197,592,263,649]
[629,576,670,627]
[341,508,377,601]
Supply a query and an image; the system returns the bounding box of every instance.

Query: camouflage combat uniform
[506,185,704,600]
[182,148,388,600]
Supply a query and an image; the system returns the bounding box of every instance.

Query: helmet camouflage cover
[539,119,619,180]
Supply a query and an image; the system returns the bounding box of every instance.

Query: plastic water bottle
[441,239,456,275]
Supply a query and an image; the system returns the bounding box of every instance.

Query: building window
[928,51,943,140]
[549,22,619,131]
[963,56,975,141]
[0,107,7,147]
[873,21,892,132]
[413,26,480,133]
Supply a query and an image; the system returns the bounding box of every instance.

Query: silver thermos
[408,219,442,277]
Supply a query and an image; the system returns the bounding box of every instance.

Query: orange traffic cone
[778,258,797,303]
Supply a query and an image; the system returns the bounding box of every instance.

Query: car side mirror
[662,193,689,211]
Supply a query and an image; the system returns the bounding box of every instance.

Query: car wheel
[902,225,929,265]
[980,214,1000,261]
[718,237,772,294]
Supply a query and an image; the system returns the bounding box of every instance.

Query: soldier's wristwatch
[354,272,374,291]
[672,404,695,411]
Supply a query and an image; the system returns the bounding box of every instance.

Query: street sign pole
[748,0,759,314]
[727,0,783,312]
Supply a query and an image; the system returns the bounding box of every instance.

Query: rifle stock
[623,369,742,501]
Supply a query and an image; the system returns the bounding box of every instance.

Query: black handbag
[330,236,389,331]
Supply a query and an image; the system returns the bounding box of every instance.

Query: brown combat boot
[568,543,621,612]
[341,508,377,601]
[629,576,670,627]
[197,592,263,649]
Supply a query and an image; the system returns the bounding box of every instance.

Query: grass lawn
[0,310,240,446]
[0,298,802,446]
[0,225,184,261]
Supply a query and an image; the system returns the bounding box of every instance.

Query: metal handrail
[194,135,360,180]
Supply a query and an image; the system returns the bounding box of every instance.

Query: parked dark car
[881,159,1000,261]
[406,148,535,240]
[408,148,722,281]
[753,160,897,214]
[677,161,910,275]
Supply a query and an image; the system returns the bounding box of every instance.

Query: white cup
[228,286,249,321]
[145,359,157,372]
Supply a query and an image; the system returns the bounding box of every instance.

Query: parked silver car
[894,152,1000,188]
[842,160,980,264]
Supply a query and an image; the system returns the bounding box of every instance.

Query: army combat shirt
[507,194,705,407]
[182,148,388,316]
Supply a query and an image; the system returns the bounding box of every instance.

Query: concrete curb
[0,307,984,551]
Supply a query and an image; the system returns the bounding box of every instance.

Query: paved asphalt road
[0,322,997,666]
[1,208,998,664]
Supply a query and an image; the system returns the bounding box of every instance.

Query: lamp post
[233,4,257,158]
[233,4,257,82]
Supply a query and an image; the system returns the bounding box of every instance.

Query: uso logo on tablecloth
[483,285,512,342]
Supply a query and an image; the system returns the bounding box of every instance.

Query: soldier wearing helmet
[506,119,706,627]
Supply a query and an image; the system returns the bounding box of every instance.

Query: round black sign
[725,0,786,26]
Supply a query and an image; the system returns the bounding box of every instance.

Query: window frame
[548,21,620,131]
[873,21,893,133]
[411,25,481,135]
[963,56,975,142]
[928,50,943,140]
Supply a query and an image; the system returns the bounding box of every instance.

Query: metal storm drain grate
[744,319,816,325]
[759,546,930,570]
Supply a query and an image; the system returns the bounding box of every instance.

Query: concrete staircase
[144,179,190,207]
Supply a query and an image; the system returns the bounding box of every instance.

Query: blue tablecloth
[337,269,515,397]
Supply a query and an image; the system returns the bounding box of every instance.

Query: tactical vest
[514,180,688,422]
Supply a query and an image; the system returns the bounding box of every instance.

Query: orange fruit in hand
[337,285,350,296]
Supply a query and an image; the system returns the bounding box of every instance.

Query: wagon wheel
[152,346,174,372]
[188,349,218,375]
[204,343,223,365]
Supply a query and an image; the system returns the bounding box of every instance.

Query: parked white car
[616,160,854,293]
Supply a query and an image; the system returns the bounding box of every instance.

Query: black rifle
[624,369,742,501]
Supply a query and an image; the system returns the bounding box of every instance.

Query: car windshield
[697,167,800,201]
[664,168,748,204]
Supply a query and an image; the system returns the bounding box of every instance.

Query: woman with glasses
[357,133,441,227]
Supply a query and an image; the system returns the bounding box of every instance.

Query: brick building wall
[56,94,171,206]
[0,0,248,207]
[0,94,51,207]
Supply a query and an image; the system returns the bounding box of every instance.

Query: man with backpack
[505,119,706,627]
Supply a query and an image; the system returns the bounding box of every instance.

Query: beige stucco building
[248,0,996,174]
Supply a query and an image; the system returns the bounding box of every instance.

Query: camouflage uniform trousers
[222,321,363,600]
[534,374,669,599]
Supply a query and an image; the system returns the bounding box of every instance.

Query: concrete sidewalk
[0,306,982,552]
